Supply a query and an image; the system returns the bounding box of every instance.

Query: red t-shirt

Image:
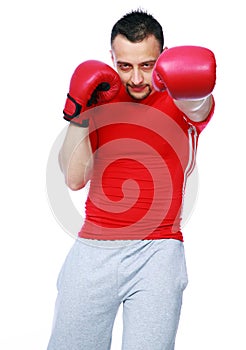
[79,87,214,241]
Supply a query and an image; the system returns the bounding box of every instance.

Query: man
[47,9,216,350]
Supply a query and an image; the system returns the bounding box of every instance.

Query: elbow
[66,163,93,191]
[61,160,93,191]
[65,166,92,190]
[66,177,86,191]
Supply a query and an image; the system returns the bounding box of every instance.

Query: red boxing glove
[152,46,216,100]
[63,60,121,126]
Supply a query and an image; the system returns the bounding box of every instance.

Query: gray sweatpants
[47,238,188,350]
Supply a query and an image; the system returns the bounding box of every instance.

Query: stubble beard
[126,84,152,100]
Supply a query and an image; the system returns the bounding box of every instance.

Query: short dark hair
[111,9,164,51]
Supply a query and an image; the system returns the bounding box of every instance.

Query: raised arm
[59,60,121,190]
[59,124,93,190]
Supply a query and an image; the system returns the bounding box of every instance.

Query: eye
[141,62,155,71]
[117,63,132,72]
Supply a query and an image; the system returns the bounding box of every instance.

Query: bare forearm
[59,123,94,190]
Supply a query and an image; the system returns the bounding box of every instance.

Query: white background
[1,0,245,349]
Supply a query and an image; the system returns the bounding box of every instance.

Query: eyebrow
[116,60,157,65]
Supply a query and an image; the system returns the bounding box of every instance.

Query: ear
[110,50,115,67]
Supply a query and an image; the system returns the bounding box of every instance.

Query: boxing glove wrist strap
[187,96,209,112]
[63,94,89,127]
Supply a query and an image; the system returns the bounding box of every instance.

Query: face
[111,34,162,100]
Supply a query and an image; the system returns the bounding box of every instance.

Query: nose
[130,68,144,85]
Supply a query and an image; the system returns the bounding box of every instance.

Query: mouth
[127,84,149,93]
